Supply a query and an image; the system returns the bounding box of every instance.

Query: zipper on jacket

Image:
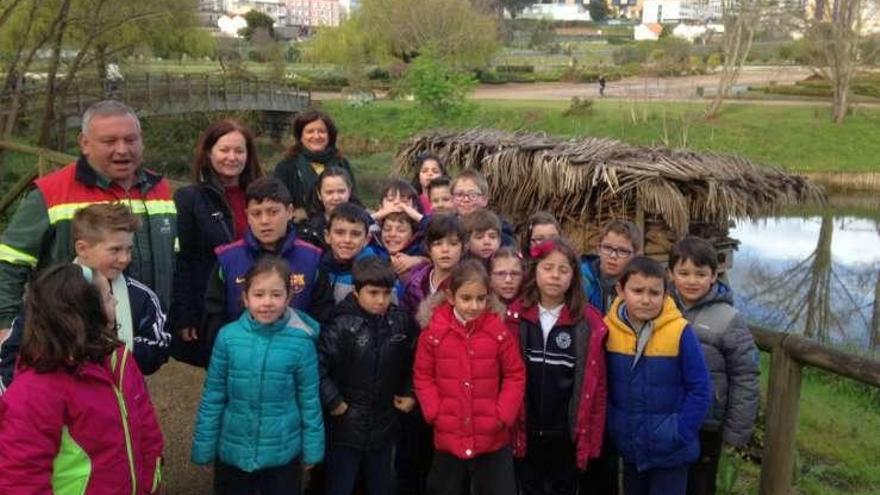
[211,211,234,242]
[538,327,549,431]
[111,351,138,495]
[253,332,276,467]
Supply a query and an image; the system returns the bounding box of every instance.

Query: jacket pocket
[646,414,685,458]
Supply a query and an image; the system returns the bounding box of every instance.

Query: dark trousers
[515,432,578,495]
[214,458,302,495]
[325,444,393,495]
[623,463,689,495]
[426,448,516,495]
[579,434,620,495]
[395,410,434,495]
[686,430,724,495]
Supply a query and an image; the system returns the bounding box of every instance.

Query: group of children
[0,153,760,495]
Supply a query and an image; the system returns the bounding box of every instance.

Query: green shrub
[496,64,535,73]
[562,96,594,116]
[397,49,476,119]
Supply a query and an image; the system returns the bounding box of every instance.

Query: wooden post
[759,342,803,495]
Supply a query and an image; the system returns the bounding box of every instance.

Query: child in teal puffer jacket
[192,256,325,495]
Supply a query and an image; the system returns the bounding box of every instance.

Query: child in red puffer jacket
[413,259,525,495]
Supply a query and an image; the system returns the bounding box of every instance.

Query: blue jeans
[623,463,689,495]
[324,444,393,495]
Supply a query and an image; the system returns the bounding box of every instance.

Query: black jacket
[318,293,417,450]
[299,213,329,251]
[170,176,237,365]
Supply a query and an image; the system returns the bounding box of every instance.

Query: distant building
[611,0,644,19]
[642,0,681,23]
[516,1,592,21]
[286,0,341,26]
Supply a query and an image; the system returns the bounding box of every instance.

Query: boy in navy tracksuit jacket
[0,203,170,392]
[202,177,334,357]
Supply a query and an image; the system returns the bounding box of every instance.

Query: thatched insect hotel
[394,129,824,269]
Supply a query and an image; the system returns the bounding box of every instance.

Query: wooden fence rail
[750,325,880,494]
[0,139,75,215]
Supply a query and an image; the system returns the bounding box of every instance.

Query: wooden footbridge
[1,73,311,140]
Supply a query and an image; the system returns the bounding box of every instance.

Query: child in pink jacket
[0,264,164,495]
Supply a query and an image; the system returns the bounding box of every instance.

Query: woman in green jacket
[273,110,357,223]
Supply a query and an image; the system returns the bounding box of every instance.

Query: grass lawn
[322,99,880,173]
[712,356,880,495]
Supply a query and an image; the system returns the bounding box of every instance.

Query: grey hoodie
[672,282,760,447]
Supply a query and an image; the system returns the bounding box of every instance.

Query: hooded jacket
[506,300,608,470]
[200,225,335,367]
[413,302,525,460]
[579,255,617,314]
[0,347,164,495]
[672,282,760,447]
[192,308,325,471]
[400,261,432,316]
[0,275,169,394]
[0,158,176,327]
[604,297,712,472]
[318,293,417,450]
[318,245,383,304]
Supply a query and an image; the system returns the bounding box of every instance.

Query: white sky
[732,217,880,266]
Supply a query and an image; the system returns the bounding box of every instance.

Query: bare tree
[705,0,763,118]
[808,0,878,123]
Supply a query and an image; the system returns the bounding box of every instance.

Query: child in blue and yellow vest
[605,256,712,495]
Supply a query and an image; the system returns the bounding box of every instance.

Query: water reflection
[729,215,880,352]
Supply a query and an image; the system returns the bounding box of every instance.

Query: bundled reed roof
[394,129,824,236]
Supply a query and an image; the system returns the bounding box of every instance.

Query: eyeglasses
[452,191,484,201]
[598,244,634,259]
[491,270,523,280]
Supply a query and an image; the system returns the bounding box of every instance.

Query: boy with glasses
[450,170,515,246]
[580,219,643,315]
[578,219,642,495]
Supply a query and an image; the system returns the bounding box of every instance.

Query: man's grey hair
[81,100,141,135]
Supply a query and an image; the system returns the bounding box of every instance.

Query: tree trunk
[0,0,25,30]
[803,214,833,340]
[37,0,72,148]
[705,1,756,119]
[871,268,880,351]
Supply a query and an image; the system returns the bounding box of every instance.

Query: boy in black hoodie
[318,257,418,495]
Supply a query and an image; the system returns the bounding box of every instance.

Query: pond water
[727,195,880,354]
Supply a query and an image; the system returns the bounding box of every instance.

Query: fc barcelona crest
[290,273,306,294]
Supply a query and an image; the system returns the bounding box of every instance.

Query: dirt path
[472,66,813,101]
[147,360,212,494]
